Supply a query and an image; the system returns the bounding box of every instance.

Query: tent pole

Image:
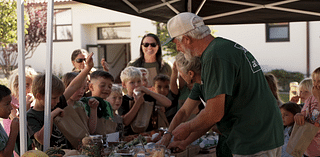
[306,22,310,77]
[17,0,27,154]
[44,0,54,151]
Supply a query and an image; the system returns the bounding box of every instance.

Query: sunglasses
[75,58,86,63]
[142,43,157,47]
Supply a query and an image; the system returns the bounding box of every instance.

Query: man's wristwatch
[164,131,173,136]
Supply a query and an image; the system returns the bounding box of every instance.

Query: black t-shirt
[118,94,156,136]
[26,107,72,150]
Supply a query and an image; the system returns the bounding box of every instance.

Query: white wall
[309,21,320,74]
[26,2,156,75]
[212,21,320,75]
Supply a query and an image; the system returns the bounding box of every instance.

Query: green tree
[156,22,179,57]
[0,1,19,45]
[0,0,20,76]
[0,1,46,77]
[269,69,304,92]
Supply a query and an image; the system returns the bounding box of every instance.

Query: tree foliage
[0,1,47,76]
[156,22,179,57]
[269,69,305,92]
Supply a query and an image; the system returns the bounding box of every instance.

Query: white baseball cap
[163,12,205,45]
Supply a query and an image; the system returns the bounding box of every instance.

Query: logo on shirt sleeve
[234,44,262,73]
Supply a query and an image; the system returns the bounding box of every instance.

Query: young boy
[0,85,18,157]
[153,74,179,124]
[81,70,115,135]
[27,74,69,150]
[27,53,94,150]
[137,67,150,88]
[118,66,171,136]
[106,84,124,138]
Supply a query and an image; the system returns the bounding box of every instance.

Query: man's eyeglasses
[142,43,157,48]
[75,58,86,63]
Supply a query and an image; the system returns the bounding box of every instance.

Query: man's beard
[181,45,193,61]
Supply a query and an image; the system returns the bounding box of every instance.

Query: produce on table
[81,135,101,157]
[45,145,66,157]
[22,150,49,157]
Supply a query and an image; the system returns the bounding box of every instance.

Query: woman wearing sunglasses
[127,33,172,87]
[71,49,89,72]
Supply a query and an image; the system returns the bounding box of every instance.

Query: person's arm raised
[0,118,19,157]
[170,62,179,95]
[137,86,172,107]
[64,52,94,100]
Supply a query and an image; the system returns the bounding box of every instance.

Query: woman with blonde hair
[3,67,37,156]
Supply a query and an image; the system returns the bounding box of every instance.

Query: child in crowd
[153,74,179,123]
[280,102,301,157]
[2,67,37,157]
[27,74,70,150]
[61,72,99,134]
[3,67,37,137]
[294,67,320,156]
[27,53,94,150]
[106,84,124,137]
[137,67,150,88]
[265,73,283,107]
[290,78,313,108]
[0,85,19,157]
[81,70,115,135]
[118,66,171,136]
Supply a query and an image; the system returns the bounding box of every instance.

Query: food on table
[22,150,49,157]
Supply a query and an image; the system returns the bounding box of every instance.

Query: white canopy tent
[17,0,54,154]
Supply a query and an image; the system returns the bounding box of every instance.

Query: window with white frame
[53,8,72,41]
[266,23,289,42]
[97,22,130,40]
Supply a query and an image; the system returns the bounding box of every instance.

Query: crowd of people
[0,12,320,157]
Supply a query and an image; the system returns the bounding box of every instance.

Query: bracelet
[164,131,173,136]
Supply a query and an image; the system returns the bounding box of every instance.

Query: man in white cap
[160,12,284,156]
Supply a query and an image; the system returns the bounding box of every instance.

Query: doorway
[87,43,131,83]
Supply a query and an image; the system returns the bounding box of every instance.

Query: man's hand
[157,134,172,147]
[294,113,305,125]
[51,108,64,118]
[89,98,99,109]
[168,140,188,153]
[172,122,191,141]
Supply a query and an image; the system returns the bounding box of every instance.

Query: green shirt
[81,97,114,120]
[194,37,283,155]
[189,83,204,101]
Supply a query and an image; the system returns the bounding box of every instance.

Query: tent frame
[17,0,54,154]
